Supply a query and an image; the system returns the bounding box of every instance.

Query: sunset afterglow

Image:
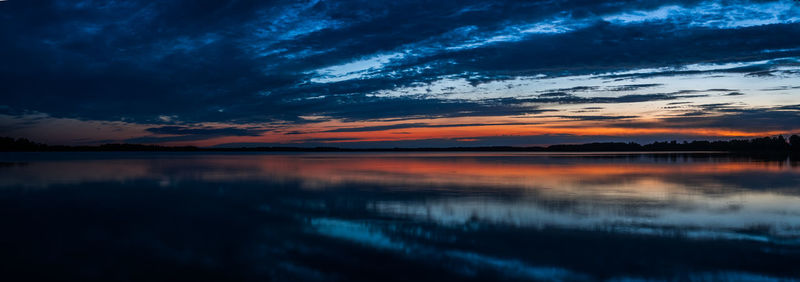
[1,0,799,147]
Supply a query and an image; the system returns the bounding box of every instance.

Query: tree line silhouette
[3,135,800,152]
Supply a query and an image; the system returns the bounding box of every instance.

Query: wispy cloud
[1,0,798,146]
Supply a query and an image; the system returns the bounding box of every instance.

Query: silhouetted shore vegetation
[3,135,800,153]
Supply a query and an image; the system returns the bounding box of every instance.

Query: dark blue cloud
[610,104,800,131]
[520,93,710,104]
[323,122,537,133]
[146,126,265,136]
[552,115,638,121]
[0,0,798,132]
[123,125,267,143]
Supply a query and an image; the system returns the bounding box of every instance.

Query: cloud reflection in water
[1,152,799,281]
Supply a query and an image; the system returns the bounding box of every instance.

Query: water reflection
[1,152,799,281]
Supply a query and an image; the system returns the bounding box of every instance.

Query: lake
[1,152,799,281]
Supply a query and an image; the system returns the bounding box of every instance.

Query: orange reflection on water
[3,153,797,192]
[3,153,799,237]
[226,154,797,198]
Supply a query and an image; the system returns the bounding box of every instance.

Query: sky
[1,0,800,148]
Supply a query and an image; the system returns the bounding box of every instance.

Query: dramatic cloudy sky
[1,0,800,147]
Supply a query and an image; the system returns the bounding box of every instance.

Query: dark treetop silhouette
[2,135,799,152]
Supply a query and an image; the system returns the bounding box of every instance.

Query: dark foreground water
[1,152,799,281]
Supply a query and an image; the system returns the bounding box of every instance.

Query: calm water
[1,152,799,281]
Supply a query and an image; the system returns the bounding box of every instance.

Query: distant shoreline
[2,136,799,153]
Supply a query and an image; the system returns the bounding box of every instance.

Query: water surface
[1,152,799,281]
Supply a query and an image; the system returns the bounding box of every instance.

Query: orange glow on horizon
[170,122,794,147]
